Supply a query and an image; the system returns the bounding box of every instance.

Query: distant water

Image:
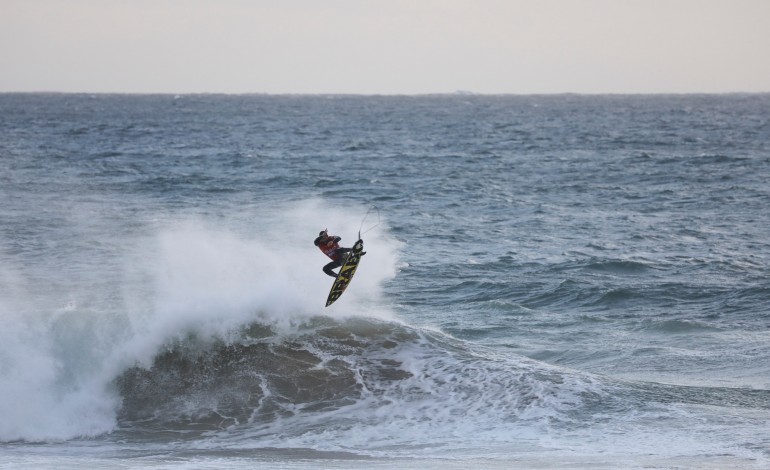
[1,93,769,469]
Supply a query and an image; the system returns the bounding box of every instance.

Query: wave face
[113,316,601,454]
[111,314,770,462]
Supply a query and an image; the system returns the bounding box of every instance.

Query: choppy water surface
[1,93,769,468]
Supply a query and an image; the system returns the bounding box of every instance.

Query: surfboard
[325,239,364,307]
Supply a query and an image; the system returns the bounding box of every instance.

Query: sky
[1,0,769,94]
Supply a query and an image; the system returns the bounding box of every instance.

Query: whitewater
[1,93,769,469]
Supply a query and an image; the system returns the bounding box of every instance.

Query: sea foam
[0,200,399,442]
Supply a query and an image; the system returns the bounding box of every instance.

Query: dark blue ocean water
[1,93,769,468]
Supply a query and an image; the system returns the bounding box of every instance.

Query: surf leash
[358,205,380,239]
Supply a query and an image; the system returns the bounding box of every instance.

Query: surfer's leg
[323,260,342,278]
[337,248,354,262]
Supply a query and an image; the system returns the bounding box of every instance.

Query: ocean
[1,93,769,469]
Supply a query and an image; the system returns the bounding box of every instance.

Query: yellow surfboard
[325,239,365,307]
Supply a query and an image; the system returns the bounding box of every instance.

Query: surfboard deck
[325,239,364,307]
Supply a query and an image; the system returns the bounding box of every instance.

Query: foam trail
[0,199,401,442]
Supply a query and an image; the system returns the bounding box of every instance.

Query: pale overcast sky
[2,0,768,94]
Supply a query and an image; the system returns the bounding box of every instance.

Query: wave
[114,317,415,431]
[109,314,770,461]
[0,200,401,442]
[110,314,608,455]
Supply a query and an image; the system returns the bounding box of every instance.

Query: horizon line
[2,90,769,97]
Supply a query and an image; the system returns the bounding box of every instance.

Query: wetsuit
[314,234,351,278]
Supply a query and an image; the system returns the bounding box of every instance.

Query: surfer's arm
[322,237,341,249]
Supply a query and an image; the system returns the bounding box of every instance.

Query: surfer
[314,229,360,278]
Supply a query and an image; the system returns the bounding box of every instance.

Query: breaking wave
[113,315,600,448]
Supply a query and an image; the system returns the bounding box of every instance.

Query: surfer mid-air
[314,229,366,307]
[315,208,378,306]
